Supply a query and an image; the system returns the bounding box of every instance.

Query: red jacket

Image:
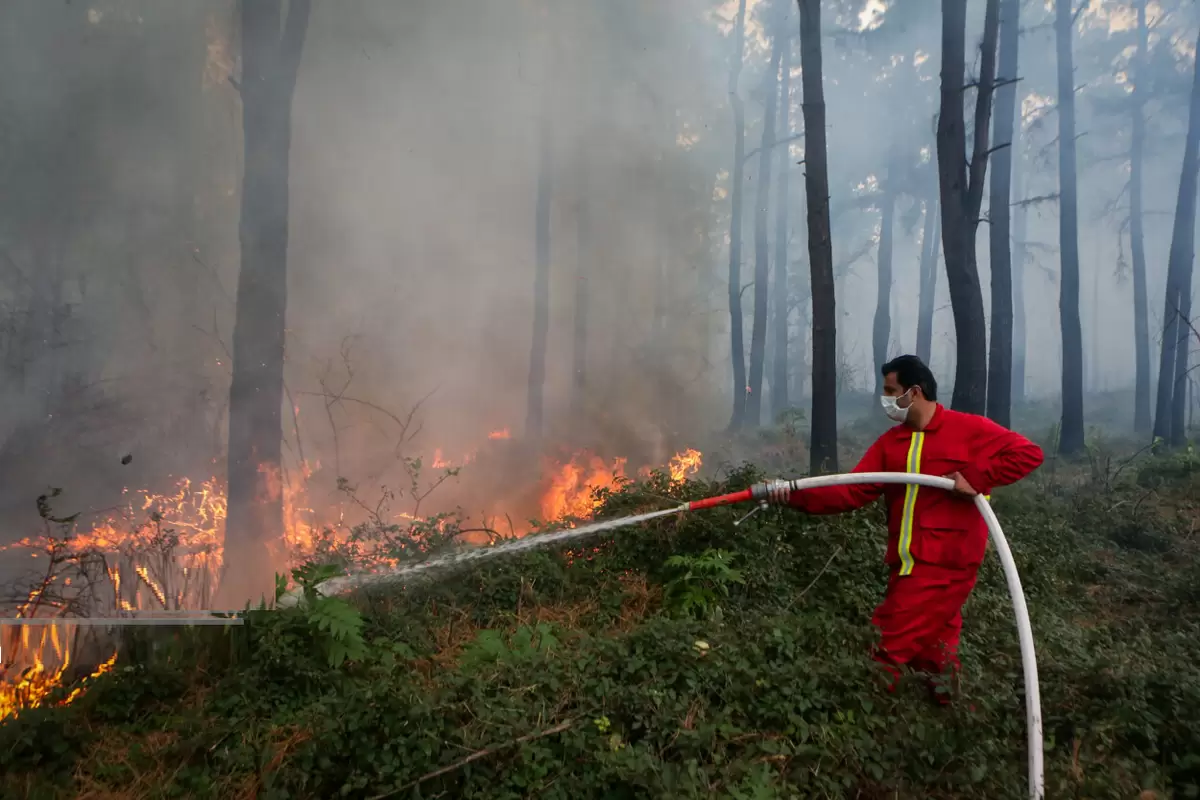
[789,405,1044,573]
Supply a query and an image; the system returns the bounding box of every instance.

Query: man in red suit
[768,355,1044,703]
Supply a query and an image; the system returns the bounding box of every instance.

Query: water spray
[278,471,1043,800]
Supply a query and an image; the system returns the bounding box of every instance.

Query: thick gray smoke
[0,0,1197,549]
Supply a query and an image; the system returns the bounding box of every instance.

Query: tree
[222,0,311,606]
[1153,27,1200,447]
[525,111,552,439]
[1054,0,1085,454]
[571,157,589,415]
[746,0,786,427]
[872,161,897,398]
[936,0,998,415]
[986,0,1020,427]
[771,27,794,419]
[726,0,749,430]
[1011,125,1027,404]
[798,0,837,473]
[1129,0,1151,434]
[915,178,939,365]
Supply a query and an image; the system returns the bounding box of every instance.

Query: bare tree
[986,0,1020,427]
[726,0,749,430]
[771,26,794,419]
[798,0,837,473]
[1011,126,1027,404]
[1153,27,1200,447]
[1054,0,1085,454]
[526,111,552,439]
[1130,0,1151,433]
[936,0,998,415]
[747,0,786,427]
[915,178,939,364]
[872,160,897,398]
[221,0,311,606]
[571,157,589,415]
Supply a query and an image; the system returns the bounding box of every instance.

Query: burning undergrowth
[0,432,702,721]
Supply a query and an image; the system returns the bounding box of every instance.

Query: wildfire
[0,437,703,721]
[539,447,704,523]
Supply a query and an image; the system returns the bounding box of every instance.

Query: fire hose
[283,471,1043,799]
[696,473,1043,800]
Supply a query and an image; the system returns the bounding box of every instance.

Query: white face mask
[880,388,914,423]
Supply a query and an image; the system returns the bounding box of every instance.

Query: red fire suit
[787,404,1044,689]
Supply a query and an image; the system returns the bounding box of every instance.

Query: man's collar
[904,402,944,433]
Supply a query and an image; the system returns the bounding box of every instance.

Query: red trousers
[871,562,978,688]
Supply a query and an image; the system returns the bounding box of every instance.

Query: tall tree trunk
[726,0,749,430]
[1012,130,1028,404]
[986,0,1020,427]
[798,0,837,473]
[772,31,793,418]
[747,17,785,427]
[1130,0,1151,433]
[1155,29,1200,444]
[1055,0,1086,453]
[937,0,998,415]
[526,112,553,439]
[872,173,896,396]
[916,181,940,364]
[222,0,311,607]
[571,159,589,414]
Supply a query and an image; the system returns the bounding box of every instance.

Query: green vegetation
[3,446,1200,799]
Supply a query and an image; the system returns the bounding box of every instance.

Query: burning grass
[3,451,1200,797]
[1,440,704,721]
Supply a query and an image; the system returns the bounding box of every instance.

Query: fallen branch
[370,719,575,798]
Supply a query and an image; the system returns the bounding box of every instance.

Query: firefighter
[765,354,1044,704]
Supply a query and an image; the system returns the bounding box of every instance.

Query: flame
[541,454,630,522]
[668,448,703,482]
[0,438,703,720]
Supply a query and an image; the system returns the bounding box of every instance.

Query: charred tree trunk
[1155,28,1200,445]
[571,160,589,414]
[747,17,785,427]
[526,112,553,439]
[798,0,837,473]
[1055,0,1085,454]
[916,181,940,364]
[222,0,311,607]
[986,0,1020,427]
[872,174,896,396]
[1130,0,1151,433]
[1012,133,1028,404]
[726,0,749,431]
[937,0,998,415]
[771,31,793,418]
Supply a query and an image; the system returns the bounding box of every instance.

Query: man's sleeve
[787,437,887,514]
[957,417,1045,495]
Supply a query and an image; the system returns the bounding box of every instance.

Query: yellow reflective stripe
[897,432,925,576]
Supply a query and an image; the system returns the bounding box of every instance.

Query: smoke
[0,0,1198,545]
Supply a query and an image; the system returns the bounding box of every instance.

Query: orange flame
[1,439,703,720]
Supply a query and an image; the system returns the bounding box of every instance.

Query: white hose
[784,472,1043,800]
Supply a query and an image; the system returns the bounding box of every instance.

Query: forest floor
[3,431,1200,799]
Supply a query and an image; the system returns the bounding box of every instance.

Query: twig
[370,720,575,798]
[786,546,842,609]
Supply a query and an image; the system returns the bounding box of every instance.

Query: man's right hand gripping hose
[760,479,793,505]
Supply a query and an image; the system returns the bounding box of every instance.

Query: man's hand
[944,471,978,497]
[762,479,793,505]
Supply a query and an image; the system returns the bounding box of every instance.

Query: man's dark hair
[881,355,938,402]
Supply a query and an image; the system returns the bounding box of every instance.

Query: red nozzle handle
[687,488,754,511]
